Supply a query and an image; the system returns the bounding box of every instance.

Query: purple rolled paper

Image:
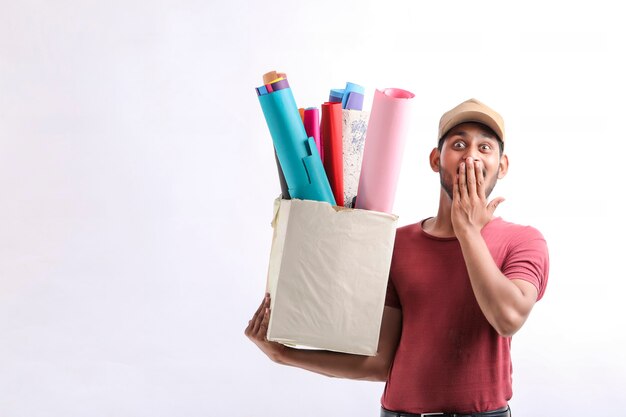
[345,92,364,111]
[270,78,290,92]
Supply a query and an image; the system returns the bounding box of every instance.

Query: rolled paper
[329,88,344,103]
[256,85,269,96]
[299,108,305,123]
[303,108,321,161]
[345,92,364,111]
[274,149,291,199]
[270,78,290,92]
[263,70,287,85]
[341,82,365,110]
[342,109,369,207]
[302,136,335,203]
[356,88,415,213]
[321,102,344,206]
[257,85,336,205]
[263,71,278,84]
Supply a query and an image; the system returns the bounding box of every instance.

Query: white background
[1,1,625,416]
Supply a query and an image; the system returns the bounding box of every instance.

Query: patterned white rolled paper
[342,109,369,208]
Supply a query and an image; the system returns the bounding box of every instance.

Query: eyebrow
[449,130,497,140]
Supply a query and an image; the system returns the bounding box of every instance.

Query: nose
[462,155,483,172]
[463,152,480,164]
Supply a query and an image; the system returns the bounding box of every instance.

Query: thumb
[487,197,505,215]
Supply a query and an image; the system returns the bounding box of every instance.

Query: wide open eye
[452,140,466,149]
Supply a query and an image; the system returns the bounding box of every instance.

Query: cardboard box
[266,198,398,355]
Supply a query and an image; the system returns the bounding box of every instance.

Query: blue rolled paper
[258,86,336,205]
[329,88,344,103]
[341,82,365,109]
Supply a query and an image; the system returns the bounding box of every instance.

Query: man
[245,98,549,417]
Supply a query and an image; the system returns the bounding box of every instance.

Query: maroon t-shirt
[381,218,549,414]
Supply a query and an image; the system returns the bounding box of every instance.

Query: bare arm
[245,294,402,381]
[452,157,538,337]
[456,230,538,336]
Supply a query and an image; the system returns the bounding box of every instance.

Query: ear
[429,147,440,172]
[498,153,509,179]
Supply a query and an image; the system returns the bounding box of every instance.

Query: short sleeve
[503,234,550,301]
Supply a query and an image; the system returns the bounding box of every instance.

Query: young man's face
[432,122,507,200]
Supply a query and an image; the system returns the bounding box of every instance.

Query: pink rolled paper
[355,88,415,213]
[303,108,321,160]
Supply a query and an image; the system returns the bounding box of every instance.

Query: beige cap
[438,98,505,143]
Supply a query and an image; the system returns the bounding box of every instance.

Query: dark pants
[380,404,511,417]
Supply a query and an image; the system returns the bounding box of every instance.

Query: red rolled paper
[321,102,344,206]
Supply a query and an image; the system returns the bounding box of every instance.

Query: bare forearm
[450,156,537,336]
[457,229,536,336]
[275,307,402,381]
[277,347,387,381]
[246,299,401,382]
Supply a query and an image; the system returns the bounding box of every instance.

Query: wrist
[270,342,289,364]
[455,224,482,242]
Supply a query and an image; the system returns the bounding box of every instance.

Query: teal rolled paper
[258,87,336,205]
